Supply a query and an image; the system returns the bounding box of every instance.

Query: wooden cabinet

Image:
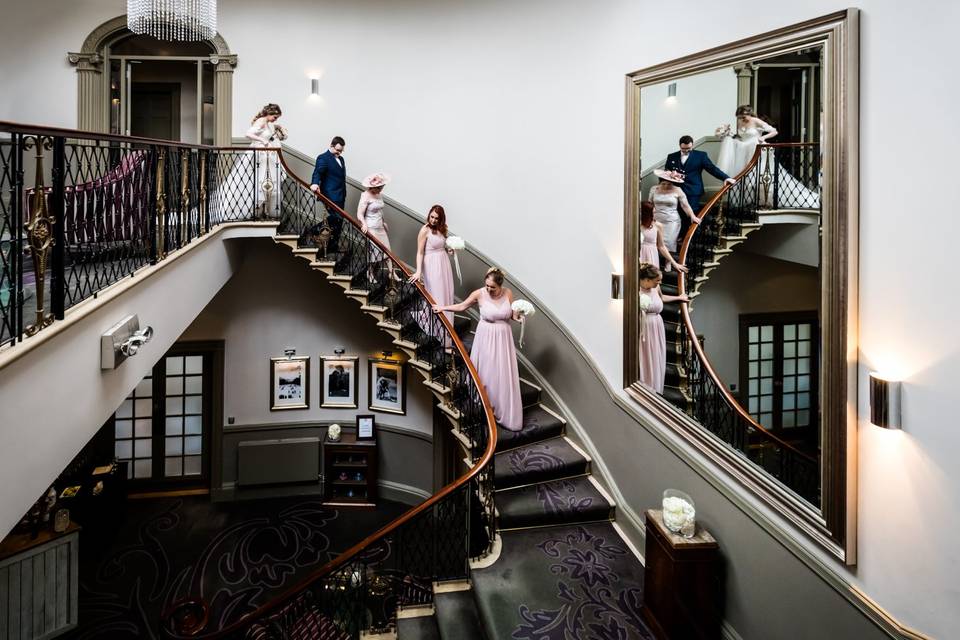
[641,509,720,640]
[323,433,377,507]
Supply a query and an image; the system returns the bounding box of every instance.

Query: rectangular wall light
[667,82,677,98]
[311,78,320,96]
[869,372,901,429]
[611,273,623,300]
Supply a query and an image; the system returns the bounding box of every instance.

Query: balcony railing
[0,122,498,638]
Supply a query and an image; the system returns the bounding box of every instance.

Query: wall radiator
[237,437,320,486]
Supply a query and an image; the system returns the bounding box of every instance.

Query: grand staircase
[274,230,652,640]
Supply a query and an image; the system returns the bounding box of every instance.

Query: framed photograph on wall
[320,355,359,408]
[356,414,376,440]
[368,358,406,415]
[270,356,310,411]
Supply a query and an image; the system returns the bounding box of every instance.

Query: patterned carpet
[63,494,408,639]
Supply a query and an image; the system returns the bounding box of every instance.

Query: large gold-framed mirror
[623,10,858,563]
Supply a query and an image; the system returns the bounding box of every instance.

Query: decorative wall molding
[221,419,433,443]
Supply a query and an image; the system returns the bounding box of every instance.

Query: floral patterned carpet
[63,494,408,639]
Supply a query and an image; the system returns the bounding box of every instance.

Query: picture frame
[320,355,359,408]
[368,358,406,415]
[356,414,376,441]
[270,356,310,411]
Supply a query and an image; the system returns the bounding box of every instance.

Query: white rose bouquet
[662,495,696,537]
[714,123,732,138]
[445,235,466,284]
[328,423,342,442]
[511,299,536,349]
[639,293,652,342]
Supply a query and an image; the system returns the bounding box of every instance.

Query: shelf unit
[323,433,377,507]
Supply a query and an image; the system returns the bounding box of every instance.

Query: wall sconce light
[381,350,394,359]
[101,315,154,369]
[284,347,297,359]
[611,273,623,300]
[310,78,320,96]
[869,372,901,429]
[667,83,677,98]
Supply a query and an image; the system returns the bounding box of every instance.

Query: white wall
[3,0,960,635]
[639,69,736,172]
[179,239,435,434]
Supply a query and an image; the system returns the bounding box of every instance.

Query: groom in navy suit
[665,135,735,241]
[309,136,347,246]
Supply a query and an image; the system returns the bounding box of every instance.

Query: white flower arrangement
[714,123,732,138]
[639,293,652,312]
[328,423,342,442]
[639,293,652,342]
[511,299,536,349]
[662,495,696,537]
[445,235,465,284]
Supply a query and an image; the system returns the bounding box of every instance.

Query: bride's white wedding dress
[717,124,820,210]
[217,118,287,218]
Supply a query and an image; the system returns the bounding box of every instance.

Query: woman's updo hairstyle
[638,261,661,282]
[484,267,505,286]
[735,105,754,117]
[253,103,282,123]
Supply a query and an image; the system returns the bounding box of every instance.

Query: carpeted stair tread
[454,315,474,335]
[496,476,613,530]
[496,406,565,452]
[470,522,654,640]
[434,589,488,640]
[663,385,688,410]
[397,613,441,640]
[520,380,540,407]
[494,437,588,489]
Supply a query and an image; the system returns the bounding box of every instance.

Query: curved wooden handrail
[166,149,499,639]
[676,142,818,465]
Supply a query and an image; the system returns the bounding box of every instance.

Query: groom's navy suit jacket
[665,149,729,207]
[311,151,347,207]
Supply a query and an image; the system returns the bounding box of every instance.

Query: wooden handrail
[676,142,818,465]
[167,150,500,639]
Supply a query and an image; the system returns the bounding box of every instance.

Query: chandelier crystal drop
[127,0,217,42]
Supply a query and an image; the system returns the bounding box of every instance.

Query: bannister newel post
[22,135,55,337]
[50,137,66,319]
[155,147,167,260]
[199,151,208,235]
[180,150,189,248]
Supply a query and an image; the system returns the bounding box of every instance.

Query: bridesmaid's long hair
[485,267,505,286]
[640,201,655,229]
[253,103,282,123]
[428,205,448,236]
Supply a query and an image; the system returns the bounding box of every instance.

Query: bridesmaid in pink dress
[408,205,455,335]
[639,201,687,273]
[434,267,523,431]
[638,262,689,394]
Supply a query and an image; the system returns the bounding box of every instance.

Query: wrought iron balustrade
[0,122,498,639]
[677,143,821,505]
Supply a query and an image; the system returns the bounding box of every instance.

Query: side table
[641,508,720,639]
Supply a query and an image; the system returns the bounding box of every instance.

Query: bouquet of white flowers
[445,235,466,284]
[714,123,732,138]
[511,299,536,348]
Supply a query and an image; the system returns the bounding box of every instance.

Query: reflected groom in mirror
[665,135,735,244]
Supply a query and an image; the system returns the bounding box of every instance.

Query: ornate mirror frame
[622,10,859,563]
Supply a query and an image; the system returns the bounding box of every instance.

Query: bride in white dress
[716,105,819,209]
[218,103,288,218]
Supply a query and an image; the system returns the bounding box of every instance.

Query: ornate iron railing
[677,143,821,506]
[0,122,498,639]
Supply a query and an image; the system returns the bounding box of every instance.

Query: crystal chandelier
[127,0,217,42]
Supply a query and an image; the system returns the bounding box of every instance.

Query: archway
[69,15,236,145]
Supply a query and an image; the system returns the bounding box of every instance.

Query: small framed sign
[357,414,376,441]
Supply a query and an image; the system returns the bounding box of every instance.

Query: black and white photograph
[320,355,359,408]
[368,358,406,415]
[270,356,310,411]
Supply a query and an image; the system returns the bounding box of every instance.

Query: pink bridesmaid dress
[470,290,523,431]
[639,223,660,268]
[423,231,454,327]
[638,286,666,393]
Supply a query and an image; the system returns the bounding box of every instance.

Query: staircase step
[496,405,565,452]
[434,589,488,640]
[494,436,589,490]
[397,611,441,640]
[496,476,613,530]
[520,379,540,408]
[470,523,653,640]
[454,314,473,335]
[663,385,689,410]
